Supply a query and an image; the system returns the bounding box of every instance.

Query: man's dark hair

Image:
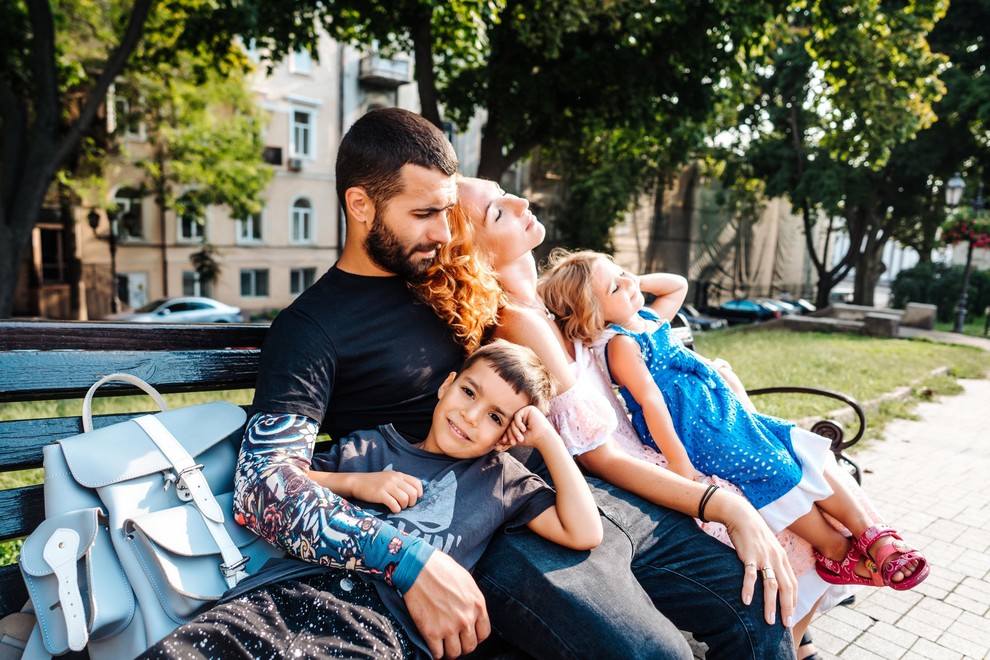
[336,108,458,214]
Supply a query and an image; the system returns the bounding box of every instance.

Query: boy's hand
[351,470,424,513]
[499,405,560,452]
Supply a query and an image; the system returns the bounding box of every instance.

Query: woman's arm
[494,306,578,391]
[606,335,697,480]
[638,272,688,321]
[501,406,602,550]
[577,439,797,626]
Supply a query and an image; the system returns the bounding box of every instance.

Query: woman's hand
[716,492,797,628]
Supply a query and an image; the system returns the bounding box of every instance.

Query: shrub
[891,263,990,321]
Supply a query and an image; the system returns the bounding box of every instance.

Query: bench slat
[0,321,267,351]
[0,413,205,472]
[0,565,29,623]
[0,485,44,543]
[0,349,260,402]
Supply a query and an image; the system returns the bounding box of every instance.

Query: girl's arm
[500,406,602,550]
[308,469,424,514]
[577,438,796,627]
[606,335,697,481]
[638,272,688,321]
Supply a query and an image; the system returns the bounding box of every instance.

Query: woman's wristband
[698,483,720,523]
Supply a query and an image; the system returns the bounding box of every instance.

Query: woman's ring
[760,567,776,581]
[744,562,757,568]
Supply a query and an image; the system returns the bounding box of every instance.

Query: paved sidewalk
[807,373,990,659]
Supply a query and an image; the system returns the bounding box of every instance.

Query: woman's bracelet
[698,483,720,523]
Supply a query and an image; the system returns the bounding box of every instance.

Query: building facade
[18,32,482,321]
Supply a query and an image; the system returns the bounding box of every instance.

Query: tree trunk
[410,10,441,128]
[0,0,152,318]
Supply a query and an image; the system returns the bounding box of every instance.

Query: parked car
[757,298,801,316]
[709,298,782,325]
[105,297,244,323]
[679,304,729,331]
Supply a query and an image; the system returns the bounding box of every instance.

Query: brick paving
[807,371,990,659]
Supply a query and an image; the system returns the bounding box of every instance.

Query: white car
[106,297,244,323]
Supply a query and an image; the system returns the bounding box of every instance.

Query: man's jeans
[473,478,795,659]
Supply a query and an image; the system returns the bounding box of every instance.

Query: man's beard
[364,212,439,282]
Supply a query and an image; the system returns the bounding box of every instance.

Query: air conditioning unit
[287,157,303,172]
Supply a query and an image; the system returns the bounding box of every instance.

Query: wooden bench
[0,318,866,630]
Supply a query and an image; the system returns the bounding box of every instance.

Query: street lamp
[943,173,985,333]
[88,208,120,314]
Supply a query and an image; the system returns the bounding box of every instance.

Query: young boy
[305,340,602,657]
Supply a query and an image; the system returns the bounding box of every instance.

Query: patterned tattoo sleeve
[233,412,434,592]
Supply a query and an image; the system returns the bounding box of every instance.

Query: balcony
[359,54,412,89]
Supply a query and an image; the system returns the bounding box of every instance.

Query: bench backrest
[0,320,268,619]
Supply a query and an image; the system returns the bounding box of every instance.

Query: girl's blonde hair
[538,248,613,345]
[411,184,505,353]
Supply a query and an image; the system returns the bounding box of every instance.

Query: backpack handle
[82,373,169,433]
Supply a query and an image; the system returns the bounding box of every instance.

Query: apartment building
[19,33,481,321]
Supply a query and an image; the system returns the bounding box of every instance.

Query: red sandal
[856,525,930,591]
[813,539,876,587]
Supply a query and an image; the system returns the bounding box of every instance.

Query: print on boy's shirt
[385,468,462,554]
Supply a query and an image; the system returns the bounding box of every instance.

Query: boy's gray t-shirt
[311,424,558,656]
[311,424,557,570]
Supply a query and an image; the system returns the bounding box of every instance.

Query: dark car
[679,304,729,332]
[710,298,782,325]
[105,296,244,323]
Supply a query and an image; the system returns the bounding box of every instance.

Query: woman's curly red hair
[411,195,504,353]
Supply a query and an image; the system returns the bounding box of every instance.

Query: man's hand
[720,494,797,628]
[403,551,490,658]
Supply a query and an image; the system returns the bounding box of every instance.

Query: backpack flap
[123,492,284,623]
[19,508,134,655]
[58,402,247,490]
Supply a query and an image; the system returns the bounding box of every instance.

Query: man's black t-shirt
[251,266,465,440]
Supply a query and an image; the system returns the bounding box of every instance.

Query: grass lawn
[694,327,990,436]
[933,313,989,337]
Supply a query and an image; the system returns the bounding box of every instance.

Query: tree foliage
[720,0,947,308]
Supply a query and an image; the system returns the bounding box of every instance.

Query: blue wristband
[390,534,436,593]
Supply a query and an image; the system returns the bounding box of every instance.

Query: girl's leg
[811,462,921,583]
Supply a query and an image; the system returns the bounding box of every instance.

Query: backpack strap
[133,415,248,587]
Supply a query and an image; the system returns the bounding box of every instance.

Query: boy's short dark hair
[462,340,556,413]
[335,108,458,213]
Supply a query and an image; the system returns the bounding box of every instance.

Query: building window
[290,48,312,75]
[182,271,209,297]
[240,268,269,297]
[113,187,144,240]
[109,83,144,140]
[179,207,206,243]
[291,198,313,243]
[237,212,264,243]
[40,227,66,283]
[291,109,314,159]
[290,267,316,295]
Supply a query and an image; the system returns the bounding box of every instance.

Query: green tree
[126,48,271,295]
[723,0,946,308]
[0,0,155,317]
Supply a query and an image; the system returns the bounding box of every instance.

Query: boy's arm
[606,336,697,481]
[308,469,424,514]
[638,272,688,321]
[502,406,602,550]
